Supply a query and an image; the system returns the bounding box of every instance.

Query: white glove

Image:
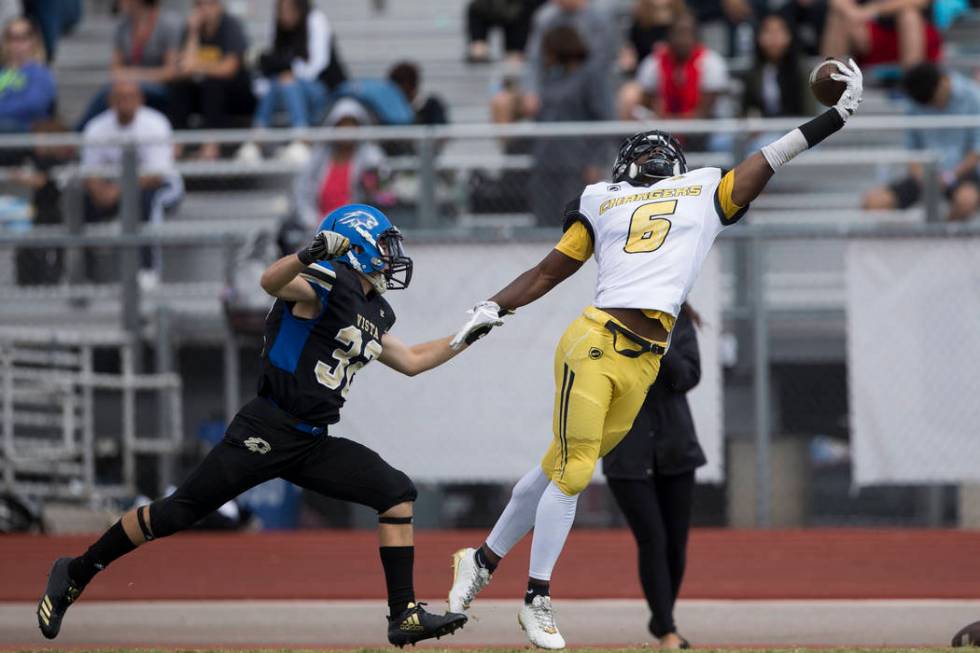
[298,230,351,265]
[450,300,506,351]
[831,58,863,120]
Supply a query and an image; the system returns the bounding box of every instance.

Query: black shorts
[168,397,417,519]
[889,169,980,209]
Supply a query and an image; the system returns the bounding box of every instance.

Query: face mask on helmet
[613,131,687,186]
[344,226,413,295]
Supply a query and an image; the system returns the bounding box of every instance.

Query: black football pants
[148,397,417,538]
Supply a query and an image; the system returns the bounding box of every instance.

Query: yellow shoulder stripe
[717,169,744,221]
[555,220,593,262]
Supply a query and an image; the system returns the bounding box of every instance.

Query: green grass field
[1,647,956,653]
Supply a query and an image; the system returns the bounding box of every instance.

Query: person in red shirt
[821,0,941,69]
[292,98,393,226]
[618,11,729,124]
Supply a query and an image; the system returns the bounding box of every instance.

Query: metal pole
[221,239,240,424]
[922,157,940,223]
[119,143,142,370]
[121,342,136,493]
[154,305,175,493]
[61,175,85,285]
[417,131,437,228]
[749,234,772,528]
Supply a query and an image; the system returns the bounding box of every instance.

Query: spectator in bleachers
[619,0,683,76]
[821,0,941,69]
[531,24,612,225]
[863,62,980,221]
[741,13,811,119]
[169,0,255,160]
[465,0,546,64]
[686,0,764,57]
[776,0,829,56]
[0,17,55,133]
[76,0,183,131]
[617,10,730,139]
[23,0,82,62]
[253,0,331,133]
[292,98,390,226]
[491,0,618,133]
[389,61,449,127]
[10,118,74,284]
[81,79,184,282]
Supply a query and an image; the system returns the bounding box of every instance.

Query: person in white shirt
[82,79,183,276]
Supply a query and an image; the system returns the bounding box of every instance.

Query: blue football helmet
[317,204,413,293]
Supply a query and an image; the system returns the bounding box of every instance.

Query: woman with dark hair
[530,24,613,225]
[248,0,330,159]
[76,0,182,130]
[603,302,705,650]
[742,12,809,119]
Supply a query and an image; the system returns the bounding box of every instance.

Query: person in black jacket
[603,303,705,650]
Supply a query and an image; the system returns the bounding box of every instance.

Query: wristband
[761,108,846,171]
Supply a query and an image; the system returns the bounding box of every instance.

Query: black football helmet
[612,130,687,185]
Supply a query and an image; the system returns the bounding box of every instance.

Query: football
[810,58,848,108]
[952,620,980,647]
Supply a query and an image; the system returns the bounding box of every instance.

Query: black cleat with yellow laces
[37,557,83,639]
[387,601,467,647]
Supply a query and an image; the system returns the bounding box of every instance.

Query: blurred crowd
[471,0,980,222]
[0,0,975,270]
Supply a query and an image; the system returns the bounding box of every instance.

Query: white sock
[485,466,550,558]
[528,481,579,581]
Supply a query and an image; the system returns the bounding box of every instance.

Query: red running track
[2,529,978,602]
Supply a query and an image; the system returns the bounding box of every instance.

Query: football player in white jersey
[445,61,864,649]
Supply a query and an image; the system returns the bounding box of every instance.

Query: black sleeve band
[379,516,413,525]
[137,505,155,541]
[799,108,846,148]
[562,198,595,243]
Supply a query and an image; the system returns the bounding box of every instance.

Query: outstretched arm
[489,248,585,313]
[729,59,864,208]
[449,226,590,350]
[379,333,461,377]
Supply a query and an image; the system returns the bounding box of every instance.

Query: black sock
[67,521,137,588]
[379,546,415,618]
[525,578,550,604]
[474,544,498,573]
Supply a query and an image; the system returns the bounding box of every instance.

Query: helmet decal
[336,209,380,231]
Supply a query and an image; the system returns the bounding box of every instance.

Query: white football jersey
[568,166,746,318]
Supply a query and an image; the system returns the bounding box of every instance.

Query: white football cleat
[447,547,491,613]
[519,595,565,649]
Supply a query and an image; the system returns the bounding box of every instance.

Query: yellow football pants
[541,306,664,495]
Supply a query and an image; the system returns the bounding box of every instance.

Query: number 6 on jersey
[624,200,676,253]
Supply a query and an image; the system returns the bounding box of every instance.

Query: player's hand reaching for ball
[831,58,863,120]
[298,230,351,265]
[450,300,506,351]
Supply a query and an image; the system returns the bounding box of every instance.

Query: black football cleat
[387,601,467,648]
[37,557,83,639]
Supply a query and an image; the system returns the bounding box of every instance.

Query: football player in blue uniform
[35,204,500,647]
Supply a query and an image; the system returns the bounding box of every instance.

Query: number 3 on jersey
[315,325,383,398]
[624,200,676,253]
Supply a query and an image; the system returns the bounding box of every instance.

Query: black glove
[297,230,351,266]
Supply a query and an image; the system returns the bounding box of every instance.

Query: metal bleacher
[9,0,979,350]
